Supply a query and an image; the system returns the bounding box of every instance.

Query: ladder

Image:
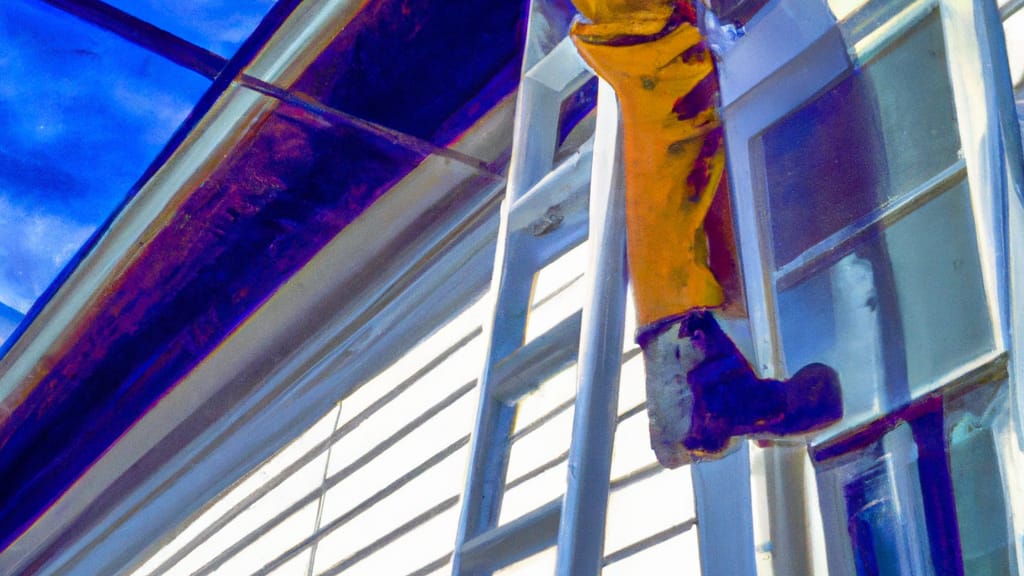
[449,0,626,572]
[451,1,760,574]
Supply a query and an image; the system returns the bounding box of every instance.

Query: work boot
[638,309,842,468]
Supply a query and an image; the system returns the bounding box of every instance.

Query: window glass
[844,458,908,575]
[946,382,1016,575]
[883,181,993,393]
[816,425,933,576]
[759,10,960,267]
[778,181,993,428]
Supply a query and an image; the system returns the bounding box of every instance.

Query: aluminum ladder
[451,0,759,573]
[449,0,629,573]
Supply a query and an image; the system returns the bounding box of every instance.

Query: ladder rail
[554,79,629,575]
[455,3,725,574]
[452,4,588,573]
[451,225,535,575]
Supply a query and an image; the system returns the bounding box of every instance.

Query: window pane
[777,181,993,429]
[946,382,1016,575]
[817,425,933,576]
[883,182,993,393]
[845,460,924,575]
[759,10,960,266]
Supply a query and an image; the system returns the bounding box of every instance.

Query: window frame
[720,0,1024,573]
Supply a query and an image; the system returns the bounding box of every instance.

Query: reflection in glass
[778,183,994,428]
[885,183,993,392]
[760,10,960,267]
[845,459,907,575]
[816,426,934,576]
[946,382,1016,575]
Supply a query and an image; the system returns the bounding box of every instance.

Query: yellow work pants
[571,8,729,328]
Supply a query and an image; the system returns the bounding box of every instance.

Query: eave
[0,0,527,571]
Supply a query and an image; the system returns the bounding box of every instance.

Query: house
[0,0,1022,574]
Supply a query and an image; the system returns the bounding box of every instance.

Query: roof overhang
[0,0,525,571]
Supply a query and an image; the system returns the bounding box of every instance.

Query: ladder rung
[525,36,593,94]
[492,310,582,403]
[457,498,562,574]
[508,141,593,234]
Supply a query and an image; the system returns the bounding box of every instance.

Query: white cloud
[0,195,94,313]
[111,81,195,145]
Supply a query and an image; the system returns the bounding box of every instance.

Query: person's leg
[640,310,842,468]
[570,0,843,468]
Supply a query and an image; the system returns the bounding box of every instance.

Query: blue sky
[0,1,273,343]
[104,0,276,56]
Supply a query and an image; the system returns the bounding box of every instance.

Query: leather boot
[639,309,842,467]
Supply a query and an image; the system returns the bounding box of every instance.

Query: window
[721,0,1024,572]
